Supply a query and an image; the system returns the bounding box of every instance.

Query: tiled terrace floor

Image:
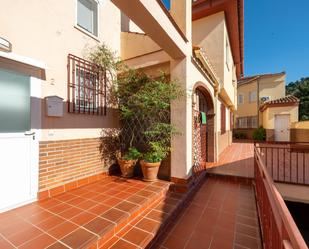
[150,176,262,249]
[0,176,172,249]
[207,142,254,178]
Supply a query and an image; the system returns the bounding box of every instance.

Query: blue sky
[245,0,309,83]
[162,0,309,83]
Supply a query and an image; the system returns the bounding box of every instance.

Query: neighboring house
[234,72,299,141]
[0,0,243,212]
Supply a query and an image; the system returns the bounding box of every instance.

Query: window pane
[77,0,98,36]
[0,69,30,132]
[249,91,257,102]
[238,94,243,104]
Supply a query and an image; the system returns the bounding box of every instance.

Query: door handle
[24,131,35,136]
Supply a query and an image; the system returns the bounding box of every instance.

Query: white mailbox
[45,96,63,117]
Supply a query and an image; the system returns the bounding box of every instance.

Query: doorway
[0,68,38,212]
[275,114,290,141]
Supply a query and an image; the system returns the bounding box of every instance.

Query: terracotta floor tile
[236,223,260,238]
[36,215,66,231]
[137,190,156,198]
[6,225,43,246]
[88,204,111,216]
[146,210,169,223]
[0,237,15,249]
[115,201,139,214]
[101,208,128,224]
[23,209,54,224]
[46,203,72,214]
[48,221,79,239]
[66,197,87,206]
[124,187,140,194]
[91,193,110,203]
[46,242,70,249]
[102,197,123,207]
[19,233,56,249]
[61,228,97,249]
[235,233,261,248]
[236,215,259,227]
[0,217,32,237]
[38,199,62,209]
[109,239,139,249]
[154,202,175,214]
[163,234,188,249]
[54,193,77,202]
[114,191,130,199]
[58,207,83,219]
[70,212,96,226]
[185,232,212,249]
[83,217,114,236]
[135,218,161,234]
[126,195,148,205]
[76,199,98,210]
[209,238,233,249]
[123,227,152,247]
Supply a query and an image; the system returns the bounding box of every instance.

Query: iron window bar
[67,54,106,115]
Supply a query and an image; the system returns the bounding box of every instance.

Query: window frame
[249,91,257,103]
[67,54,106,115]
[75,0,100,39]
[238,93,244,105]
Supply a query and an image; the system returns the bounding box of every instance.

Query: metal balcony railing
[255,142,309,186]
[254,144,308,249]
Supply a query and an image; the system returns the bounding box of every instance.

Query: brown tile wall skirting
[39,138,107,193]
[290,128,309,142]
[266,129,275,141]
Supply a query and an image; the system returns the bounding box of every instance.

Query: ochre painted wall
[262,106,299,129]
[236,80,258,118]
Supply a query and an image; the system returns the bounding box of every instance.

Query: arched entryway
[192,83,215,174]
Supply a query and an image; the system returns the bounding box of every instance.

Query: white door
[0,68,34,212]
[274,114,290,141]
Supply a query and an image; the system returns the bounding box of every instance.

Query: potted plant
[140,142,169,181]
[117,147,141,178]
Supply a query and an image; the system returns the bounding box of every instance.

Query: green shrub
[143,142,169,163]
[252,127,266,141]
[122,147,141,160]
[234,132,247,139]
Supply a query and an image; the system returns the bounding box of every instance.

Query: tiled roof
[260,95,299,111]
[238,72,285,86]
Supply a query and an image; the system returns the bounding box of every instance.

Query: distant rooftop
[238,72,286,86]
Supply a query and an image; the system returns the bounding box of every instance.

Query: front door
[0,68,34,212]
[275,114,290,141]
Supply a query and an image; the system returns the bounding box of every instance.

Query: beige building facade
[0,0,243,211]
[234,72,299,141]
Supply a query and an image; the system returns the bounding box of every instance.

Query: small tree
[253,126,266,141]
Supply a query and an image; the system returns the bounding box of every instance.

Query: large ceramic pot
[140,160,161,182]
[117,159,137,178]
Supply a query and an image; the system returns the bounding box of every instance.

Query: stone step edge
[100,171,207,249]
[84,182,171,249]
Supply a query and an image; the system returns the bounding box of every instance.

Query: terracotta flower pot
[140,160,161,182]
[117,159,137,178]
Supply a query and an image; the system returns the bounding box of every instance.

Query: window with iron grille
[67,54,106,115]
[236,116,258,129]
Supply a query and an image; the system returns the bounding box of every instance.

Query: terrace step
[0,174,207,249]
[0,177,171,249]
[99,172,207,249]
